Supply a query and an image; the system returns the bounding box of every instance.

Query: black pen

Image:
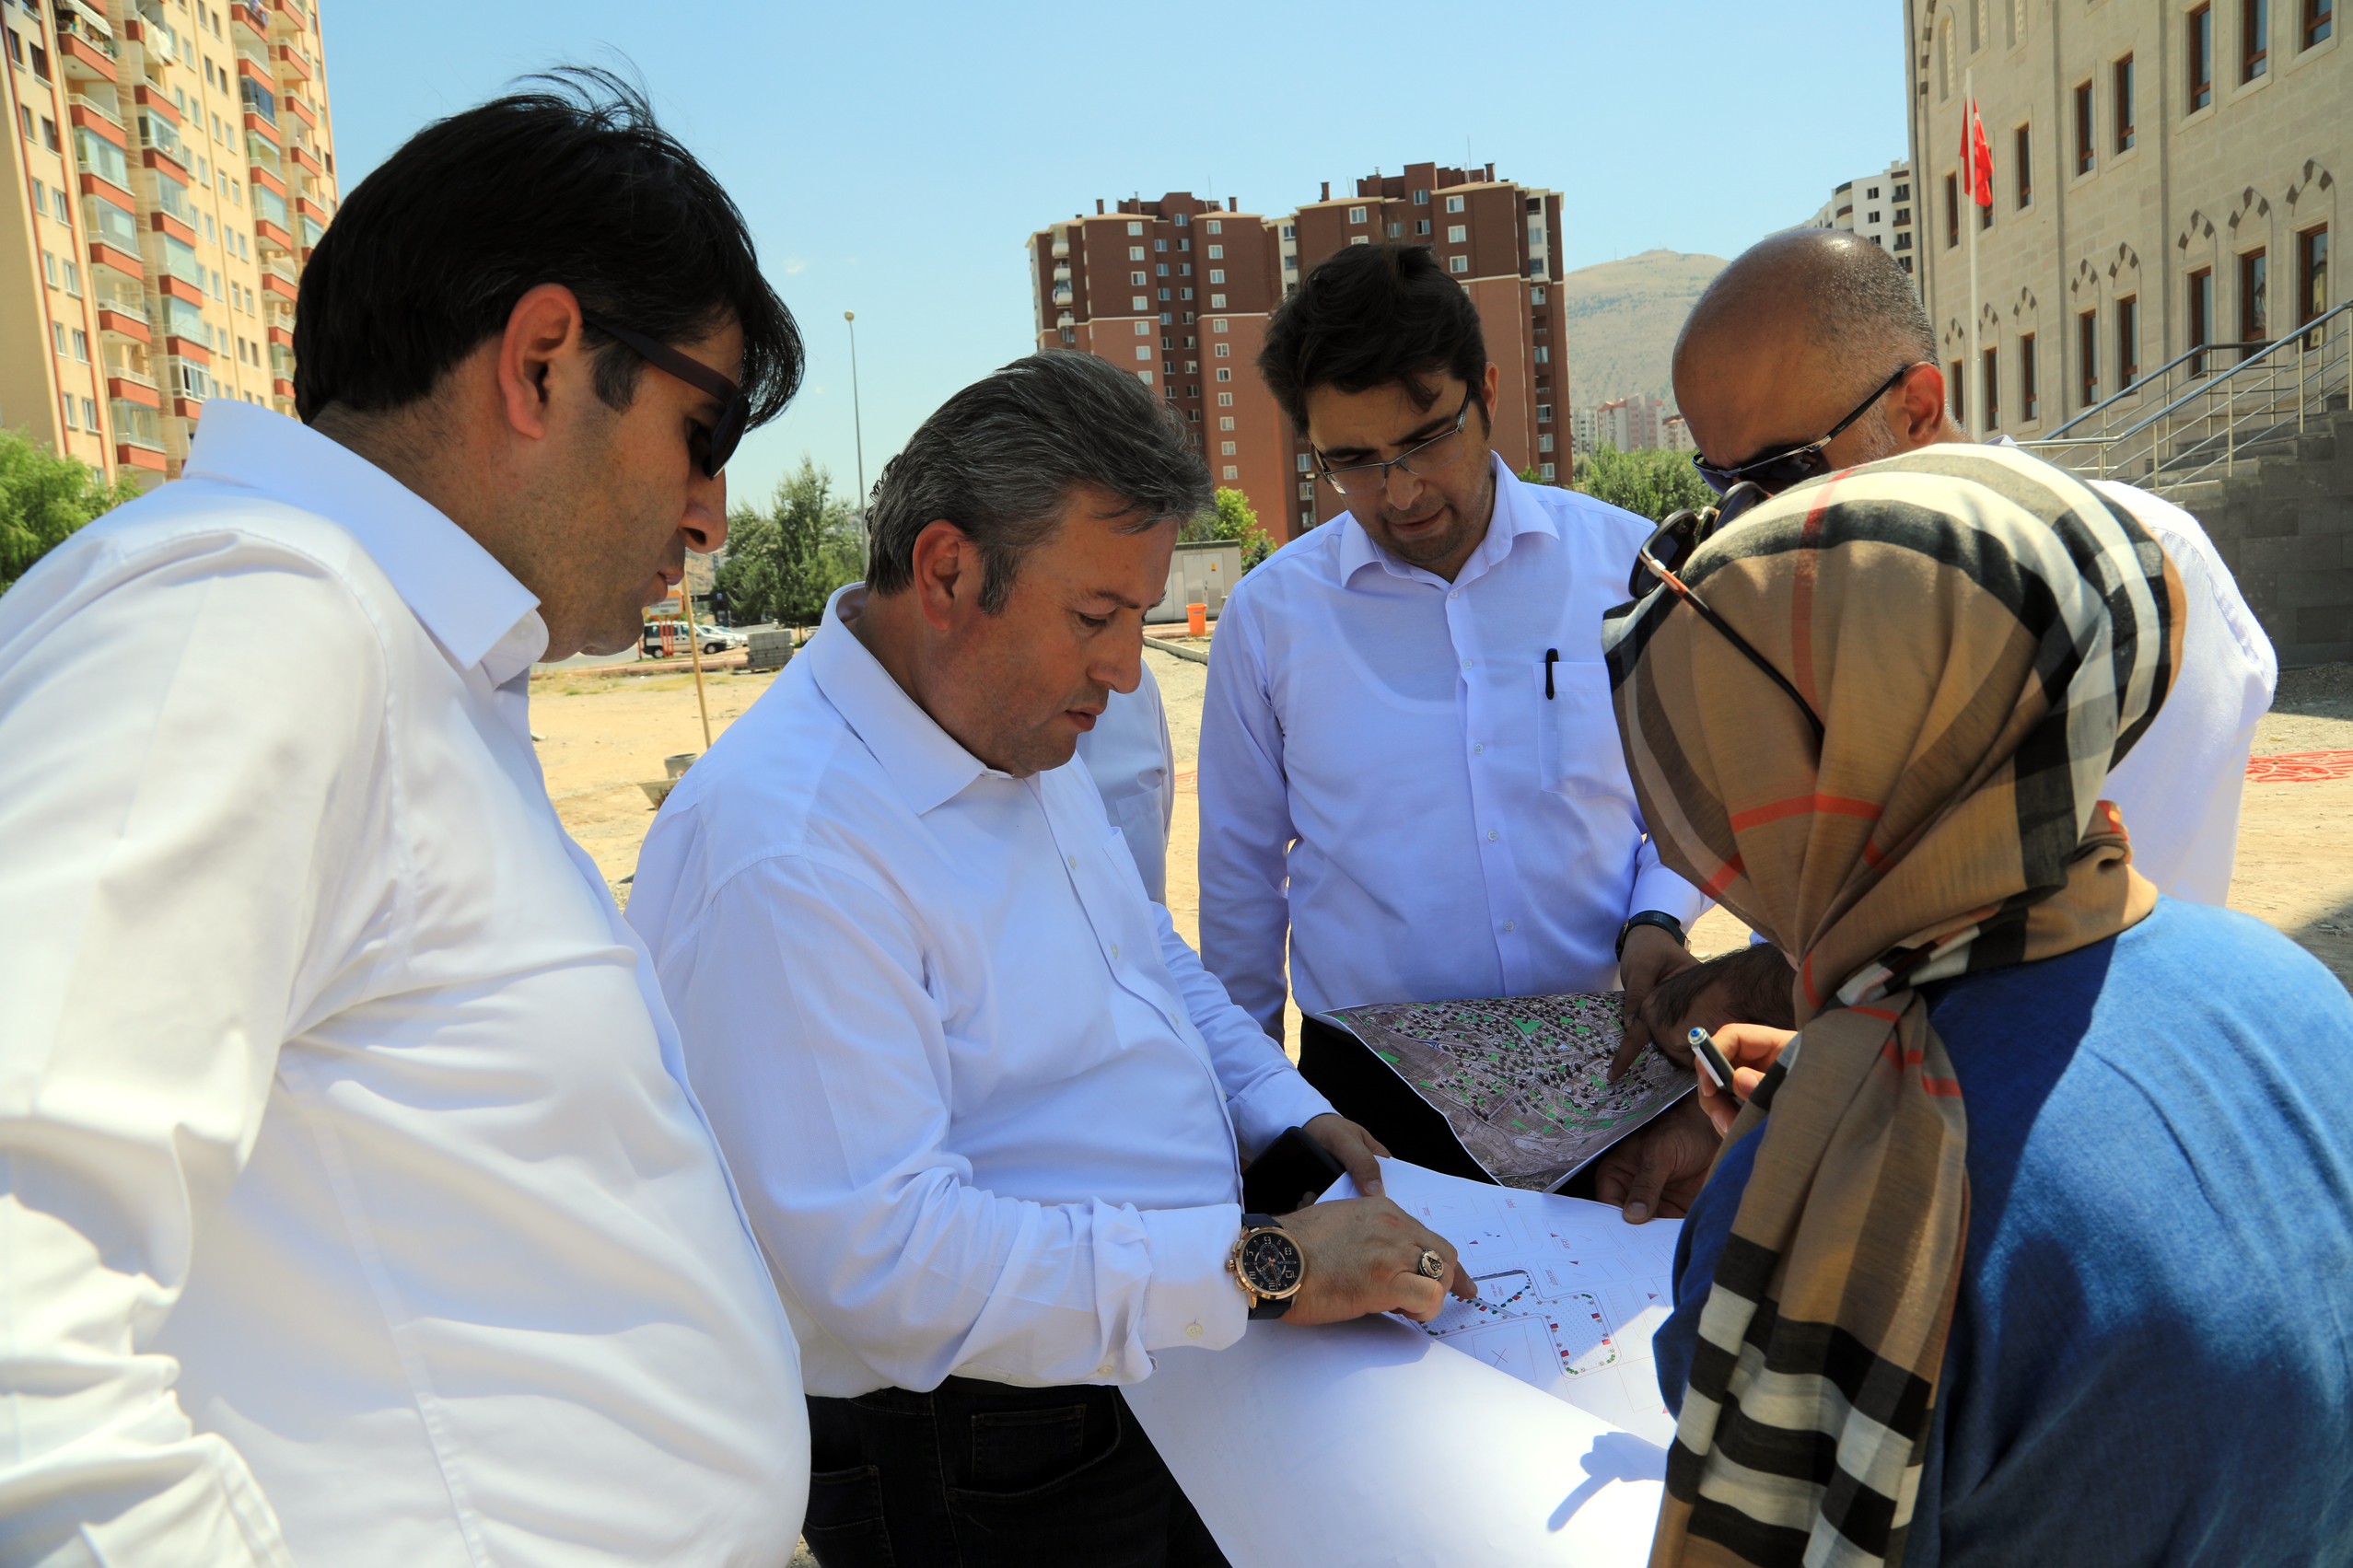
[1687,1027,1738,1095]
[1543,647,1558,699]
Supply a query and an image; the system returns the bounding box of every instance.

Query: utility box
[1148,540,1244,624]
[746,627,794,673]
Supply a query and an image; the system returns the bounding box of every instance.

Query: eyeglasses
[1315,389,1477,498]
[581,315,749,479]
[1690,361,1928,498]
[1630,482,1825,745]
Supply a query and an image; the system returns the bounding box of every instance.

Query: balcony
[55,5,118,84]
[283,93,314,132]
[272,40,309,79]
[1050,285,1073,306]
[254,218,292,252]
[272,0,309,27]
[123,17,176,69]
[107,368,159,408]
[260,256,297,300]
[1051,238,1070,259]
[96,304,149,343]
[230,0,268,41]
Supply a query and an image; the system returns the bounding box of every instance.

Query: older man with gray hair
[626,351,1471,1567]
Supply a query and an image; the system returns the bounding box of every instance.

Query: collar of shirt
[1334,451,1559,592]
[804,584,997,815]
[182,401,548,686]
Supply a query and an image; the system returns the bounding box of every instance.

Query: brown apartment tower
[0,0,340,488]
[1031,160,1568,544]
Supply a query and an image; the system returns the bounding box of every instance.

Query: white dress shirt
[1075,659,1176,900]
[0,402,807,1566]
[625,587,1334,1400]
[2089,478,2276,901]
[1199,456,1710,1035]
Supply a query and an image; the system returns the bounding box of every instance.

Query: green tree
[1182,486,1276,570]
[0,429,145,594]
[1572,444,1714,524]
[714,457,866,627]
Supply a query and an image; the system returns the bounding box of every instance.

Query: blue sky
[321,1,1908,513]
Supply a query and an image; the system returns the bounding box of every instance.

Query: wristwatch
[1228,1213,1307,1320]
[1615,910,1687,963]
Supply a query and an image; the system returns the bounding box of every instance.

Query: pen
[1544,648,1558,699]
[1687,1027,1738,1095]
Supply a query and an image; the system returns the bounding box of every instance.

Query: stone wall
[2172,407,2353,668]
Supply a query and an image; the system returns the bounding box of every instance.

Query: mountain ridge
[1557,249,1727,409]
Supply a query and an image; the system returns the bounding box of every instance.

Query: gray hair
[1676,228,1935,403]
[864,350,1214,612]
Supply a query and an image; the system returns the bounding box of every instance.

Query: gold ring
[1416,1249,1446,1280]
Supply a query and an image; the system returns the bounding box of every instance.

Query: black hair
[865,351,1211,613]
[1257,242,1488,433]
[294,66,800,427]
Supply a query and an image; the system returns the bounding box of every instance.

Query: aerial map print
[1322,993,1695,1191]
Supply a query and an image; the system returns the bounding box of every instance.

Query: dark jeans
[803,1377,1228,1568]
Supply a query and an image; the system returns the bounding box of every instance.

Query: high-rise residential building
[1029,192,1290,541]
[1905,0,2342,441]
[0,0,340,489]
[1031,159,1569,543]
[1806,159,1919,283]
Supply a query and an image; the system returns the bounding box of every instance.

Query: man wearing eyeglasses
[1198,244,1710,1148]
[1589,226,2277,1225]
[0,75,815,1562]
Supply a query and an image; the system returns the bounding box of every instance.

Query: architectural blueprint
[1330,1159,1683,1446]
[1322,992,1695,1191]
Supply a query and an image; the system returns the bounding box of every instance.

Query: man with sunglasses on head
[1198,244,1710,1153]
[1589,226,2277,1226]
[0,75,814,1562]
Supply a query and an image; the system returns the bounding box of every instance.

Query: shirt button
[1487,829,1499,842]
[1186,1321,1204,1340]
[1098,1362,1116,1376]
[1067,854,1077,870]
[1474,741,1485,755]
[1462,658,1473,670]
[1110,943,1121,960]
[1450,589,1461,599]
[1503,920,1517,933]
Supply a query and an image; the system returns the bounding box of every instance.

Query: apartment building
[0,0,338,487]
[1905,0,2341,438]
[1030,160,1569,543]
[1806,158,1920,282]
[1028,192,1291,544]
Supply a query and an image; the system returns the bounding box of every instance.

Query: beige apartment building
[0,0,338,488]
[1905,0,2339,436]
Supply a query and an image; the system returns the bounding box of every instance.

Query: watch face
[1239,1229,1304,1295]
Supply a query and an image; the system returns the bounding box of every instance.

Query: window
[1448,255,1468,274]
[1896,231,1914,250]
[2299,225,2330,326]
[1206,219,1221,235]
[1538,434,1555,453]
[2114,55,2135,151]
[2078,310,2100,406]
[1950,358,1967,422]
[2241,248,2269,347]
[1216,367,1231,381]
[1349,236,1369,246]
[60,392,76,430]
[1868,210,1881,224]
[1206,244,1223,260]
[1415,219,1430,236]
[1136,370,1154,386]
[70,327,88,363]
[79,396,96,430]
[2020,332,2039,421]
[1533,345,1549,364]
[1280,224,1295,241]
[1219,416,1234,431]
[1945,172,1961,247]
[2188,266,2215,373]
[1059,327,1075,345]
[27,40,44,79]
[1127,220,1144,236]
[2074,81,2094,174]
[1131,296,1147,310]
[1208,294,1226,308]
[1134,321,1150,335]
[1136,346,1153,361]
[40,249,58,288]
[1153,238,1166,252]
[1868,186,1881,201]
[1155,263,1169,277]
[1531,287,1546,305]
[1213,343,1230,358]
[1218,391,1234,407]
[1386,222,1402,238]
[2014,125,2032,206]
[1894,181,1912,201]
[1540,463,1556,481]
[1347,205,1367,224]
[1295,453,1312,472]
[1220,441,1237,456]
[1157,288,1171,302]
[1178,238,1190,251]
[2116,295,2139,386]
[2244,0,2270,76]
[50,320,65,355]
[1128,246,1144,261]
[1446,194,1464,213]
[1441,223,1465,244]
[1535,403,1553,422]
[1207,269,1225,285]
[1223,465,1240,481]
[2189,6,2215,109]
[2307,0,2335,47]
[61,261,79,297]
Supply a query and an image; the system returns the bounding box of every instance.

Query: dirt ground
[532,650,2353,993]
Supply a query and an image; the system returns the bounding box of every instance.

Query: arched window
[1939,13,1954,99]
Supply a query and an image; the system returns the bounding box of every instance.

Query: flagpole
[1965,68,1982,441]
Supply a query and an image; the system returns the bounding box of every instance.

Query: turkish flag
[1961,98,1995,207]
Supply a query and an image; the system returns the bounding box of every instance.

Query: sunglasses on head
[581,315,749,479]
[1628,481,1825,745]
[1689,360,1928,498]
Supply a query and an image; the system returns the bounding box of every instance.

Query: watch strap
[1616,910,1688,962]
[1237,1214,1296,1320]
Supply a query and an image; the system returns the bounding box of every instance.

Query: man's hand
[1275,1197,1478,1325]
[1590,1096,1721,1224]
[1609,942,1798,1082]
[1302,1113,1389,1200]
[1695,1022,1795,1135]
[1612,923,1700,1081]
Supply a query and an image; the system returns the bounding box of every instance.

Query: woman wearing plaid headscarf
[1607,443,2353,1567]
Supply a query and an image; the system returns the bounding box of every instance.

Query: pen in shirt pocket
[1544,648,1558,699]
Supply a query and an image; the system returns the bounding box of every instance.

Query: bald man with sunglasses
[1590,226,2277,1225]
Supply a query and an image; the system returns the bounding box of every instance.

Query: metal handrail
[2016,300,2351,493]
[2044,336,2269,438]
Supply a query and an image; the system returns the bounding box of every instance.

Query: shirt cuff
[1631,864,1711,932]
[1139,1202,1249,1355]
[1225,1067,1338,1160]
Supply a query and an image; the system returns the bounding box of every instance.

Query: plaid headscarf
[1603,444,2184,1568]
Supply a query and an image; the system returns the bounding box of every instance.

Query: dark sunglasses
[1690,360,1928,497]
[1630,482,1825,744]
[582,315,749,479]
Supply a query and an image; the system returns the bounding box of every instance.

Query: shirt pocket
[1535,657,1636,800]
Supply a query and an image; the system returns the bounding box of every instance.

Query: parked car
[640,622,747,658]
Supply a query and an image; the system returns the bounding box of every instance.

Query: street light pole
[844,310,866,510]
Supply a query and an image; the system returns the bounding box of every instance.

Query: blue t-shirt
[1656,900,2353,1566]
